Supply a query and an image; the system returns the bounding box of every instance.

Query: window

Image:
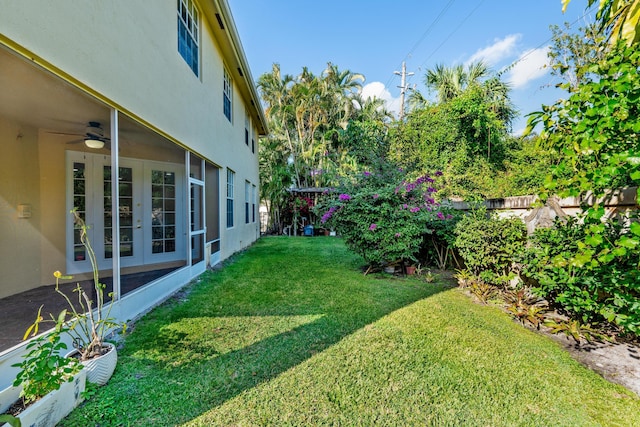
[245,109,250,146]
[223,68,232,121]
[245,181,251,224]
[252,184,257,223]
[226,169,234,228]
[177,0,199,76]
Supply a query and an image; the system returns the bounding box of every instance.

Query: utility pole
[394,61,414,121]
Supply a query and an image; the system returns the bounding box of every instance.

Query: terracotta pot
[405,266,417,275]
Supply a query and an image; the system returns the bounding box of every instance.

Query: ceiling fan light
[84,138,104,149]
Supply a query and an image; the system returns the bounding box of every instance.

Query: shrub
[521,215,640,336]
[453,208,527,286]
[422,207,462,269]
[318,166,452,268]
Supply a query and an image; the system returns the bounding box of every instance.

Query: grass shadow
[61,237,451,426]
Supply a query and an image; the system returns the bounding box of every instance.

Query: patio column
[110,108,121,301]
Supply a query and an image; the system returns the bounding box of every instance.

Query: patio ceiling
[0,45,170,148]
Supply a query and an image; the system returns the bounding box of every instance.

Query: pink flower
[395,233,401,238]
[339,193,351,201]
[373,194,379,199]
[369,223,377,231]
[410,207,420,213]
[436,212,445,220]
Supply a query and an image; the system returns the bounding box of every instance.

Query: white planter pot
[0,370,86,427]
[0,383,22,415]
[67,342,117,386]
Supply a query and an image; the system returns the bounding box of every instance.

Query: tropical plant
[562,0,640,46]
[258,62,391,232]
[525,35,640,337]
[503,288,548,329]
[25,209,125,361]
[468,280,497,304]
[544,319,611,344]
[453,269,475,288]
[12,310,81,406]
[521,215,640,336]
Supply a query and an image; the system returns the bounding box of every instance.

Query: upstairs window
[178,0,199,76]
[223,68,232,121]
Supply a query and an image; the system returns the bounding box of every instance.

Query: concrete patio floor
[0,267,178,352]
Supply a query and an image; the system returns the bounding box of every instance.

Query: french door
[66,151,185,274]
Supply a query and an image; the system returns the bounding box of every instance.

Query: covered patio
[0,44,218,358]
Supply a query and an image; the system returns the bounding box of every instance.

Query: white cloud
[361,81,401,118]
[506,46,550,89]
[466,34,521,66]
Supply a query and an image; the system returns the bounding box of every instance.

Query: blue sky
[227,0,597,134]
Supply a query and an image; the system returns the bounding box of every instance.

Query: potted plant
[25,209,125,386]
[1,312,86,426]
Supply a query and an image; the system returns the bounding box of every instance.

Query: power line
[496,3,598,78]
[416,0,485,74]
[403,0,456,63]
[379,0,458,99]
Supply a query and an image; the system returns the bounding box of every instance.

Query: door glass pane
[189,153,202,180]
[151,170,176,254]
[72,162,86,262]
[190,184,203,232]
[104,166,134,259]
[191,234,203,265]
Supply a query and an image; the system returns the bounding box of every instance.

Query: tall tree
[258,62,379,230]
[547,22,605,90]
[424,61,490,103]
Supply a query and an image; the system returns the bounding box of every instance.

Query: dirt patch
[545,331,640,396]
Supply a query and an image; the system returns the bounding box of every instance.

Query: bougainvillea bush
[317,166,451,269]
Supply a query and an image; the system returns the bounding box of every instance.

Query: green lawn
[61,237,640,426]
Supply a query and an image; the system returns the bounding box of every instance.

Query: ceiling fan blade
[47,131,84,136]
[66,138,84,145]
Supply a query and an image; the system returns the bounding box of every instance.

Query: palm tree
[406,89,429,112]
[424,63,465,103]
[351,92,393,123]
[258,63,296,163]
[424,61,493,103]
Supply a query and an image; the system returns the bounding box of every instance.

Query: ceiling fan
[52,121,111,149]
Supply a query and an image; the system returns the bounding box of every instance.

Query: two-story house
[0,0,267,387]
